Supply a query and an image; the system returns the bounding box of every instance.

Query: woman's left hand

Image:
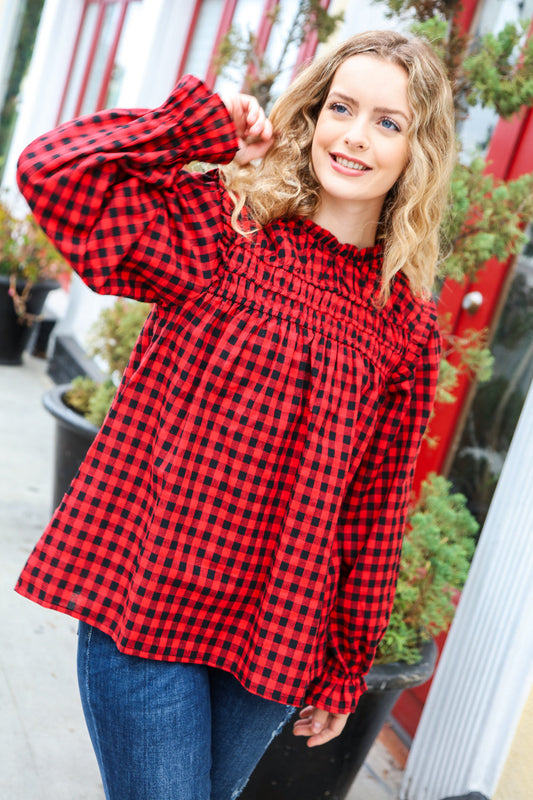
[292,705,350,747]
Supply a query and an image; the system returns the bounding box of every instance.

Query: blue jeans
[77,622,295,799]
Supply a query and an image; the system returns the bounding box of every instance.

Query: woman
[16,30,455,800]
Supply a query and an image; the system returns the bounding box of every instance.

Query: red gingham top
[15,76,440,714]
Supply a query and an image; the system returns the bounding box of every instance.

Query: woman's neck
[311,199,382,249]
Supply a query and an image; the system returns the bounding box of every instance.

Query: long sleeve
[16,76,238,303]
[304,323,441,714]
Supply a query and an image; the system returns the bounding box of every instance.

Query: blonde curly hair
[220,30,456,304]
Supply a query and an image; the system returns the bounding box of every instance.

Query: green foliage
[379,0,463,22]
[378,0,533,119]
[431,329,493,441]
[0,194,69,324]
[64,376,117,428]
[408,14,533,119]
[376,474,478,664]
[434,355,460,407]
[0,195,68,283]
[409,16,449,60]
[87,298,150,377]
[64,299,151,427]
[442,160,533,281]
[63,376,96,419]
[463,23,533,118]
[86,380,120,427]
[435,155,533,414]
[460,337,494,384]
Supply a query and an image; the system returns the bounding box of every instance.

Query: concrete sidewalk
[0,356,104,799]
[0,355,403,799]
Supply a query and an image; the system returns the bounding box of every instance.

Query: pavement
[0,354,404,799]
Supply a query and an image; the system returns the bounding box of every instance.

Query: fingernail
[312,721,322,732]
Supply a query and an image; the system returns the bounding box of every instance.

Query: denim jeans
[77,622,295,799]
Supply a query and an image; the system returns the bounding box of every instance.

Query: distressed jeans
[77,622,295,800]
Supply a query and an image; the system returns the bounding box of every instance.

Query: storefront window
[58,0,141,123]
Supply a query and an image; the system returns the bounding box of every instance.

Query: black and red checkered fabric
[15,76,440,714]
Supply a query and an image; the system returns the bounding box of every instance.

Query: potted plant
[42,298,151,509]
[0,196,69,365]
[240,474,478,800]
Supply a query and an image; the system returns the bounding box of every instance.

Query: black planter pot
[241,639,438,800]
[28,316,57,359]
[42,384,98,510]
[0,276,59,365]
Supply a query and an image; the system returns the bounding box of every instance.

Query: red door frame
[393,6,533,739]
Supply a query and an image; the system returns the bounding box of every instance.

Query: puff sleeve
[16,76,238,303]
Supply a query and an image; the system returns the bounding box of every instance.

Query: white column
[401,378,533,800]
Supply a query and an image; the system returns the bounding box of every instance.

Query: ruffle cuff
[303,662,367,714]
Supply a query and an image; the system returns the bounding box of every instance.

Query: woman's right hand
[292,705,350,747]
[221,93,274,165]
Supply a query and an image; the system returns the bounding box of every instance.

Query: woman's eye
[380,117,400,132]
[328,102,349,115]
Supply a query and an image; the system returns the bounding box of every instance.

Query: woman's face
[311,54,411,223]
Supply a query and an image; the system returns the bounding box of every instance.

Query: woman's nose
[344,119,370,150]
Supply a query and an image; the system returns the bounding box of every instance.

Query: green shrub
[63,299,151,427]
[376,474,478,664]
